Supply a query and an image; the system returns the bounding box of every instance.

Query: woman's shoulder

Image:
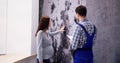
[37,30,44,36]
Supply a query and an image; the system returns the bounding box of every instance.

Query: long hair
[35,16,50,36]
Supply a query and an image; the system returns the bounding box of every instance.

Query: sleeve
[48,30,61,36]
[36,31,43,62]
[70,25,81,50]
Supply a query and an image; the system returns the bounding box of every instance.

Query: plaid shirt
[71,19,97,50]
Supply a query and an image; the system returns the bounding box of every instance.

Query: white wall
[0,0,38,55]
[0,0,7,54]
[31,0,39,55]
[7,0,32,55]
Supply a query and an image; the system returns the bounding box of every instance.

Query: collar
[78,18,88,23]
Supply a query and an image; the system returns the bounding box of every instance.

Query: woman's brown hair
[35,16,50,36]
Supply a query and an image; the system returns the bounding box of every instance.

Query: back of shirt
[71,19,97,50]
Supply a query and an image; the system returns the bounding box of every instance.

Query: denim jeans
[37,58,51,63]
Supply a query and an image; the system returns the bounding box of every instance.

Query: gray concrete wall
[86,0,120,63]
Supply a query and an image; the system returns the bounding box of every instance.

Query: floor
[0,54,31,63]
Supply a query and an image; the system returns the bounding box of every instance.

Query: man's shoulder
[82,20,95,26]
[75,23,83,31]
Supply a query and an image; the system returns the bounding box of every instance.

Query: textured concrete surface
[86,0,120,63]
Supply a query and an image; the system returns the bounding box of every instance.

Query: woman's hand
[59,25,65,32]
[40,61,43,63]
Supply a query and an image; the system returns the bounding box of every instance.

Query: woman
[35,16,65,63]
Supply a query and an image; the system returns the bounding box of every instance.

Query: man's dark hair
[75,5,87,17]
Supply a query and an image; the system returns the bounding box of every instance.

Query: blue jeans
[37,58,51,63]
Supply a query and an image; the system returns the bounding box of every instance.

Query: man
[70,5,97,63]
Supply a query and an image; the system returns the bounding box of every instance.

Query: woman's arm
[36,31,43,63]
[48,31,61,36]
[48,25,65,36]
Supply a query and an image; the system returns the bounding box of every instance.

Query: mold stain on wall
[40,0,86,63]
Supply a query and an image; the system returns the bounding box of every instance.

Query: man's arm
[71,25,81,50]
